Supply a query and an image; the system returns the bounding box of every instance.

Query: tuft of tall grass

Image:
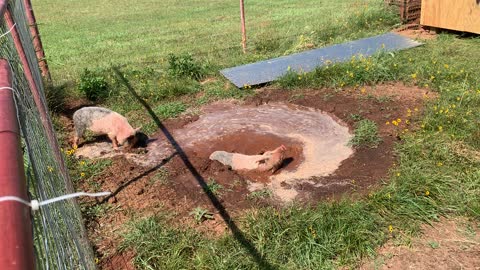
[153,101,187,119]
[349,119,382,148]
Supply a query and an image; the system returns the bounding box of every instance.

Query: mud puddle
[76,102,353,202]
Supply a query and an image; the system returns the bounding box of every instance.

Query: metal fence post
[240,0,247,53]
[23,0,51,81]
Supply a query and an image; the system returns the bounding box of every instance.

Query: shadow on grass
[112,66,277,270]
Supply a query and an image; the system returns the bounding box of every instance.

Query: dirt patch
[360,218,480,270]
[100,250,135,270]
[393,25,437,40]
[76,82,435,268]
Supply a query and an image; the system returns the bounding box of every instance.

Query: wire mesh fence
[0,0,95,269]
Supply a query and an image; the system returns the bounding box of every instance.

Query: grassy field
[33,0,480,269]
[33,0,398,81]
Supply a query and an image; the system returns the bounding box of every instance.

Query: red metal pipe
[23,0,51,81]
[0,59,35,270]
[240,0,247,53]
[4,9,71,189]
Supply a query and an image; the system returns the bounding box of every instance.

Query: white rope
[0,191,111,211]
[0,23,16,39]
[0,86,19,96]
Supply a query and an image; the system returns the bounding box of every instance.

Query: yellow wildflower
[438,126,443,132]
[396,172,400,177]
[80,172,85,177]
[444,64,449,69]
[425,190,430,196]
[385,121,390,125]
[389,225,393,233]
[392,120,398,126]
[47,166,54,172]
[411,73,417,79]
[437,162,443,167]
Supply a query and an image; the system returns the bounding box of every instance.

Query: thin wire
[0,191,111,211]
[0,23,15,39]
[0,196,31,206]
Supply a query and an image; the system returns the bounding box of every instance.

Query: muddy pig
[210,145,287,173]
[72,106,140,149]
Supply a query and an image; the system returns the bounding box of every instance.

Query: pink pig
[72,107,140,149]
[210,145,287,173]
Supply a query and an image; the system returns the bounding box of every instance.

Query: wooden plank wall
[421,0,480,34]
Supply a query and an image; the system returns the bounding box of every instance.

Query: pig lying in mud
[72,107,140,149]
[210,145,287,173]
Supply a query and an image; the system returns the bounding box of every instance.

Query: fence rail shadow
[112,66,277,270]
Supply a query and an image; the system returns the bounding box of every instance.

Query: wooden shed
[421,0,480,34]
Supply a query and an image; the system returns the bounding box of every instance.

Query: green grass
[189,207,215,224]
[206,178,223,196]
[247,189,273,200]
[33,0,399,82]
[36,0,400,128]
[349,119,382,148]
[64,153,112,186]
[34,0,480,268]
[153,101,187,119]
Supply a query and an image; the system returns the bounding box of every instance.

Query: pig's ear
[134,127,142,133]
